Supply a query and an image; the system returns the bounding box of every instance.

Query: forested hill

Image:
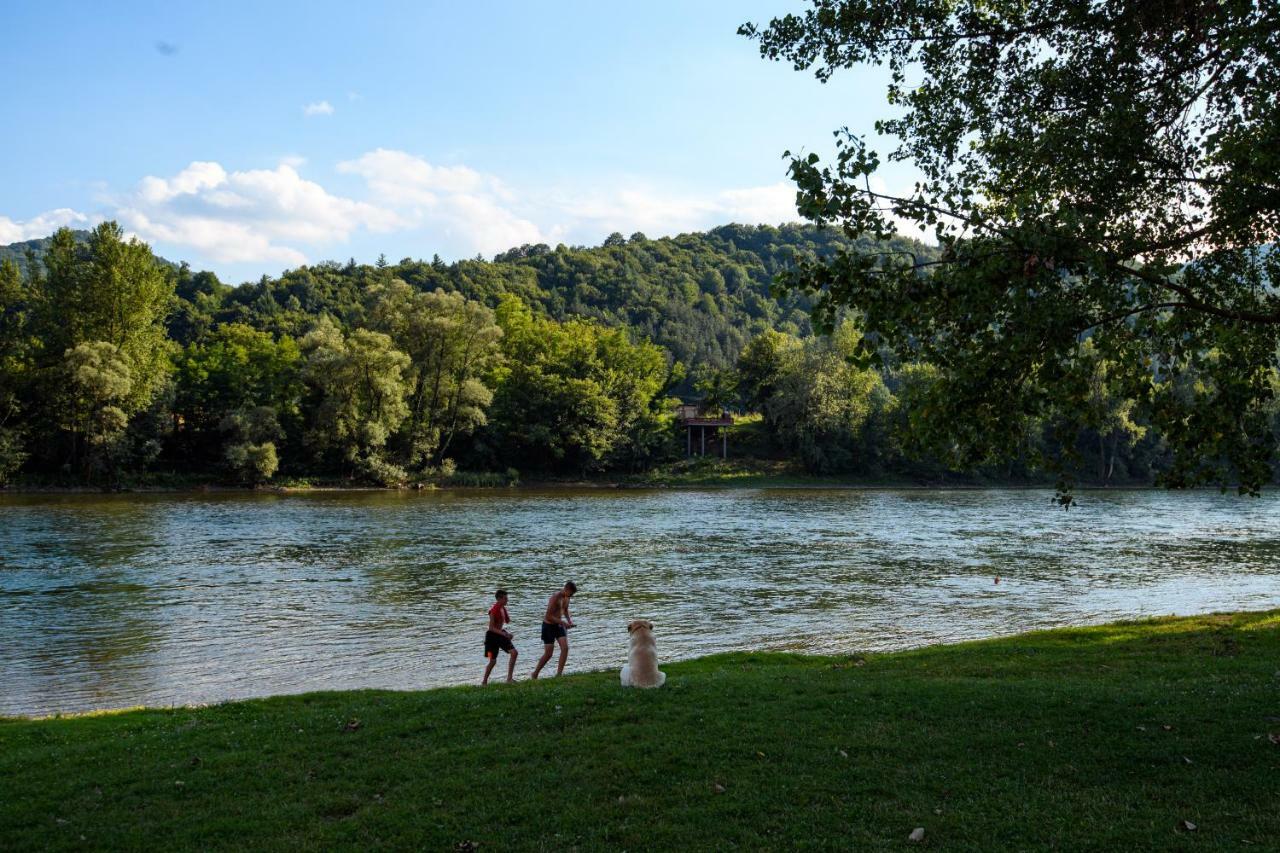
[0,232,91,276]
[0,222,1216,488]
[165,224,935,370]
[4,224,932,370]
[0,230,181,276]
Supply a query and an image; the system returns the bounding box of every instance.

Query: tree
[34,223,174,415]
[220,406,283,485]
[173,324,302,467]
[693,367,740,412]
[370,282,502,469]
[1079,340,1147,486]
[738,329,801,413]
[300,318,410,483]
[60,342,133,480]
[758,326,883,473]
[744,1,1280,495]
[486,296,673,474]
[25,224,175,474]
[0,260,31,482]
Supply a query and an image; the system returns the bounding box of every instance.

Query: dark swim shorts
[484,630,515,658]
[540,622,567,644]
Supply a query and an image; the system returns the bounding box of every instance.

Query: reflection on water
[2,488,1279,716]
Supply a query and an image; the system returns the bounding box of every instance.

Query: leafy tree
[486,297,673,474]
[692,367,740,412]
[370,282,502,469]
[744,1,1280,494]
[173,324,302,467]
[1079,340,1148,486]
[300,318,410,483]
[761,327,883,473]
[220,405,283,485]
[169,264,229,345]
[60,342,132,480]
[0,259,32,482]
[594,318,677,471]
[738,329,802,414]
[33,224,174,415]
[21,224,175,475]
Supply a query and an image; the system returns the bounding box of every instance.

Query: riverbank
[2,457,1130,493]
[3,611,1277,850]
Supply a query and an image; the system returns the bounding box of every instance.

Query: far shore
[0,479,1190,496]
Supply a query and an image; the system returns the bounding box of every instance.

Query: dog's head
[626,619,654,634]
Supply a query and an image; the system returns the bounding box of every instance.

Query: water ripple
[1,488,1279,716]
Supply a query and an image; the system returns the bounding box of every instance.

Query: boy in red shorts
[482,589,517,685]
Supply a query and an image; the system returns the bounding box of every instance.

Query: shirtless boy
[531,581,577,679]
[482,589,517,685]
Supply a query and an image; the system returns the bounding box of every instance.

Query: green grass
[3,612,1279,850]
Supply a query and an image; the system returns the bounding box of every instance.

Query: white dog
[620,619,666,688]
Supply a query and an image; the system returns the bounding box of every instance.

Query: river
[2,488,1278,716]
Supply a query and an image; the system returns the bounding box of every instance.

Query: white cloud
[116,161,403,265]
[717,182,800,225]
[303,100,334,117]
[338,148,544,256]
[336,149,806,257]
[0,208,98,243]
[545,180,801,243]
[339,149,486,201]
[4,151,819,273]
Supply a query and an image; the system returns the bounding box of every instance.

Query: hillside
[0,222,1184,486]
[0,232,90,276]
[4,223,933,371]
[0,230,183,276]
[168,224,935,370]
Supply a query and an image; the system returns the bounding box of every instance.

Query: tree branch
[1112,262,1280,325]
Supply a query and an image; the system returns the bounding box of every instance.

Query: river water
[2,488,1278,716]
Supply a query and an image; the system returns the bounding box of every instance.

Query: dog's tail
[656,670,666,688]
[620,664,632,687]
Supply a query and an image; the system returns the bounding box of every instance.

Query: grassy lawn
[3,611,1278,850]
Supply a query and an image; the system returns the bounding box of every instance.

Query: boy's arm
[563,598,573,628]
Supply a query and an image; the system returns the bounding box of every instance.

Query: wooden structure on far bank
[675,403,733,458]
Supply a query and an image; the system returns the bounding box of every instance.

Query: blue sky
[0,0,914,282]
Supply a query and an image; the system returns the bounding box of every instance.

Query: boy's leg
[482,654,497,685]
[532,643,554,678]
[506,648,518,683]
[554,635,570,676]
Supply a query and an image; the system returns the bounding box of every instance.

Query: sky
[0,0,915,283]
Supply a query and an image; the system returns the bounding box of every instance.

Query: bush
[224,441,279,485]
[0,429,26,485]
[359,454,408,487]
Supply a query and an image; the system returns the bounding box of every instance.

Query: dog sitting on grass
[620,619,666,688]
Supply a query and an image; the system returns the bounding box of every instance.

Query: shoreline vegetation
[0,453,1212,494]
[0,458,1232,495]
[5,223,1262,500]
[3,610,1277,848]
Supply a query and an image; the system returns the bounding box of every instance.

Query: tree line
[1,222,1271,488]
